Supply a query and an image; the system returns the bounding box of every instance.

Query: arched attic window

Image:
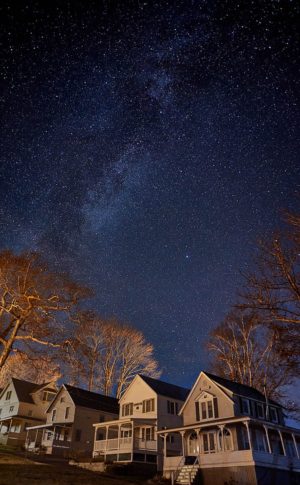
[195,391,218,421]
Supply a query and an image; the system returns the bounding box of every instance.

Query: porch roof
[0,415,42,423]
[156,416,300,436]
[26,422,72,430]
[93,417,156,428]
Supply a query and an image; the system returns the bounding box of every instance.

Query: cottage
[158,371,300,485]
[93,374,190,471]
[25,384,119,457]
[0,378,57,447]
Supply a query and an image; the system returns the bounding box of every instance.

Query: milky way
[0,1,299,386]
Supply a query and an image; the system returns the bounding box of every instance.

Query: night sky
[1,1,299,388]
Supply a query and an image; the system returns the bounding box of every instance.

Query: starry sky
[0,1,299,388]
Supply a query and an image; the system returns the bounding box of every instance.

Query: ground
[0,449,154,485]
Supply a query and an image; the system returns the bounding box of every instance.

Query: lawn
[0,451,152,485]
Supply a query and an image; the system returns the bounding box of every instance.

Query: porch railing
[94,437,157,453]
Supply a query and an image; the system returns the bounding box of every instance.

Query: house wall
[71,407,118,456]
[45,387,76,425]
[0,382,20,419]
[182,374,235,426]
[119,376,157,420]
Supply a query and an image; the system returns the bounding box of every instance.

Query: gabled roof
[10,378,55,404]
[204,372,280,406]
[64,385,119,414]
[140,375,190,401]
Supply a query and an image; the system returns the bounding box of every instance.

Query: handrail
[172,455,185,483]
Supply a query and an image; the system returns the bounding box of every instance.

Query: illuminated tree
[0,250,89,371]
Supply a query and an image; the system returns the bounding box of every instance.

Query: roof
[64,385,119,414]
[140,375,190,401]
[204,372,280,406]
[11,378,45,404]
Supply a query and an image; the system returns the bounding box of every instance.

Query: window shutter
[213,397,218,418]
[195,401,200,421]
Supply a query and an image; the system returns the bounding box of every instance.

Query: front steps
[176,464,200,484]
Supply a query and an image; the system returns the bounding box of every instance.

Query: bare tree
[0,250,89,370]
[0,350,61,387]
[67,313,161,397]
[207,310,295,402]
[238,210,300,368]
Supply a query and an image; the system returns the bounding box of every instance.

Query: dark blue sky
[0,1,299,388]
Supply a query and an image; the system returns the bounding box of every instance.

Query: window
[269,407,278,423]
[241,398,250,415]
[52,409,56,422]
[142,398,155,413]
[166,435,175,443]
[5,391,12,401]
[75,429,82,442]
[167,401,179,415]
[256,402,264,419]
[65,407,70,419]
[199,399,215,420]
[0,409,2,416]
[122,403,133,416]
[42,391,55,402]
[9,406,14,413]
[60,397,65,403]
[99,415,105,422]
[202,432,215,453]
[141,427,154,441]
[28,410,33,417]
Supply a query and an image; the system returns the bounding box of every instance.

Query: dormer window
[269,407,278,423]
[5,391,12,401]
[42,391,55,402]
[241,398,250,415]
[256,402,264,419]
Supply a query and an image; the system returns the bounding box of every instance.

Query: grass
[0,450,151,485]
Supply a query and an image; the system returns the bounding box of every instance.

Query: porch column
[105,425,109,454]
[163,433,169,460]
[263,425,272,453]
[278,430,286,456]
[8,418,13,433]
[243,422,252,450]
[196,429,201,456]
[218,425,224,452]
[117,423,121,455]
[292,434,299,459]
[34,428,39,448]
[180,431,185,457]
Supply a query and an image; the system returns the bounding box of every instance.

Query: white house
[0,378,57,447]
[158,371,300,485]
[26,384,119,458]
[93,374,190,471]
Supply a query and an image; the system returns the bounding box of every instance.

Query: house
[93,374,190,471]
[158,371,300,485]
[0,378,57,447]
[25,384,119,457]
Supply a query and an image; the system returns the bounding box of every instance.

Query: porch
[25,422,72,454]
[93,418,158,464]
[158,416,300,479]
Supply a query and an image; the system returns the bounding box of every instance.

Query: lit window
[6,391,12,401]
[122,403,133,416]
[142,399,155,413]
